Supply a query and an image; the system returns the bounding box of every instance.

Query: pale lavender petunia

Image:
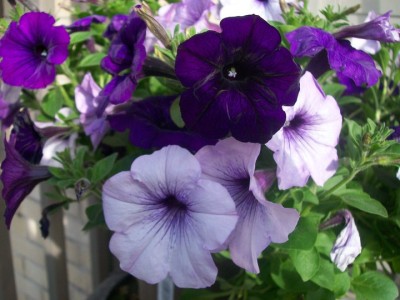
[329,210,362,271]
[102,145,238,288]
[266,72,342,190]
[196,137,299,273]
[75,73,111,149]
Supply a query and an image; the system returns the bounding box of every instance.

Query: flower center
[257,0,269,2]
[223,64,247,81]
[164,195,187,212]
[34,45,48,58]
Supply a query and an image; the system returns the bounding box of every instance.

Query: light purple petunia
[329,210,362,271]
[0,12,70,89]
[102,145,238,288]
[266,72,342,190]
[75,73,112,149]
[196,137,299,273]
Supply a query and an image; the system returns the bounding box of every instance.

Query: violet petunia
[175,14,301,143]
[75,73,111,149]
[102,145,238,288]
[266,72,342,190]
[66,15,107,33]
[196,137,299,273]
[1,110,50,228]
[0,80,21,128]
[108,95,216,152]
[0,12,70,89]
[103,14,128,40]
[100,12,146,105]
[286,27,381,88]
[329,210,362,271]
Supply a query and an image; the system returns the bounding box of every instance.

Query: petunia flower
[66,15,107,33]
[1,110,51,228]
[329,210,362,271]
[0,12,70,89]
[0,80,21,128]
[220,0,296,22]
[75,73,112,149]
[100,12,146,105]
[102,145,238,288]
[103,14,128,40]
[266,72,342,189]
[196,137,300,273]
[175,14,301,143]
[286,27,381,88]
[108,95,216,152]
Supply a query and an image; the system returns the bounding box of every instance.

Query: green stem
[321,169,358,200]
[60,63,79,86]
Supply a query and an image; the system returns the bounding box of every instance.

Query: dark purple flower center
[34,45,48,58]
[257,0,269,2]
[222,63,250,82]
[164,195,187,212]
[286,114,305,129]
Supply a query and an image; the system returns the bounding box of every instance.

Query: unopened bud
[75,178,91,201]
[134,3,171,48]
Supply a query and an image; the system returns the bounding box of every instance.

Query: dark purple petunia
[175,14,301,144]
[100,12,146,105]
[0,12,70,89]
[66,15,107,33]
[109,96,216,152]
[103,14,128,40]
[1,110,50,229]
[286,26,381,88]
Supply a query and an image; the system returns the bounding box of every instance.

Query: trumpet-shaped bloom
[75,73,111,148]
[286,27,381,87]
[0,12,69,89]
[266,72,342,189]
[101,12,146,105]
[108,95,216,152]
[1,110,50,228]
[175,15,301,143]
[330,210,362,271]
[103,145,238,288]
[196,138,299,273]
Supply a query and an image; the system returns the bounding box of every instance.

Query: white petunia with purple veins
[330,210,362,271]
[266,71,342,190]
[102,145,238,288]
[196,137,299,273]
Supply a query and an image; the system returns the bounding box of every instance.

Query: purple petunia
[175,14,301,143]
[196,138,299,273]
[108,95,216,152]
[286,27,381,88]
[266,72,342,189]
[100,12,147,105]
[66,15,107,33]
[1,110,50,228]
[103,14,128,40]
[0,12,70,89]
[102,145,238,288]
[75,73,112,149]
[0,80,21,128]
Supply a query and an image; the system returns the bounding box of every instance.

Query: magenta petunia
[0,12,70,89]
[102,145,238,288]
[266,72,342,189]
[196,137,299,273]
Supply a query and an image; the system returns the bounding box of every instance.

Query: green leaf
[311,257,335,291]
[70,32,92,44]
[333,270,350,297]
[352,271,399,300]
[336,189,388,218]
[323,83,346,98]
[289,247,320,281]
[78,52,106,68]
[306,288,335,300]
[91,153,118,183]
[83,204,105,230]
[41,88,64,118]
[278,216,320,250]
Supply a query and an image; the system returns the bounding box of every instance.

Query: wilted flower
[175,14,301,143]
[102,145,238,288]
[0,81,21,128]
[100,12,146,105]
[286,26,381,88]
[1,110,50,228]
[75,73,111,149]
[329,210,362,271]
[66,15,107,33]
[0,12,69,89]
[108,95,216,152]
[266,72,342,189]
[196,138,299,273]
